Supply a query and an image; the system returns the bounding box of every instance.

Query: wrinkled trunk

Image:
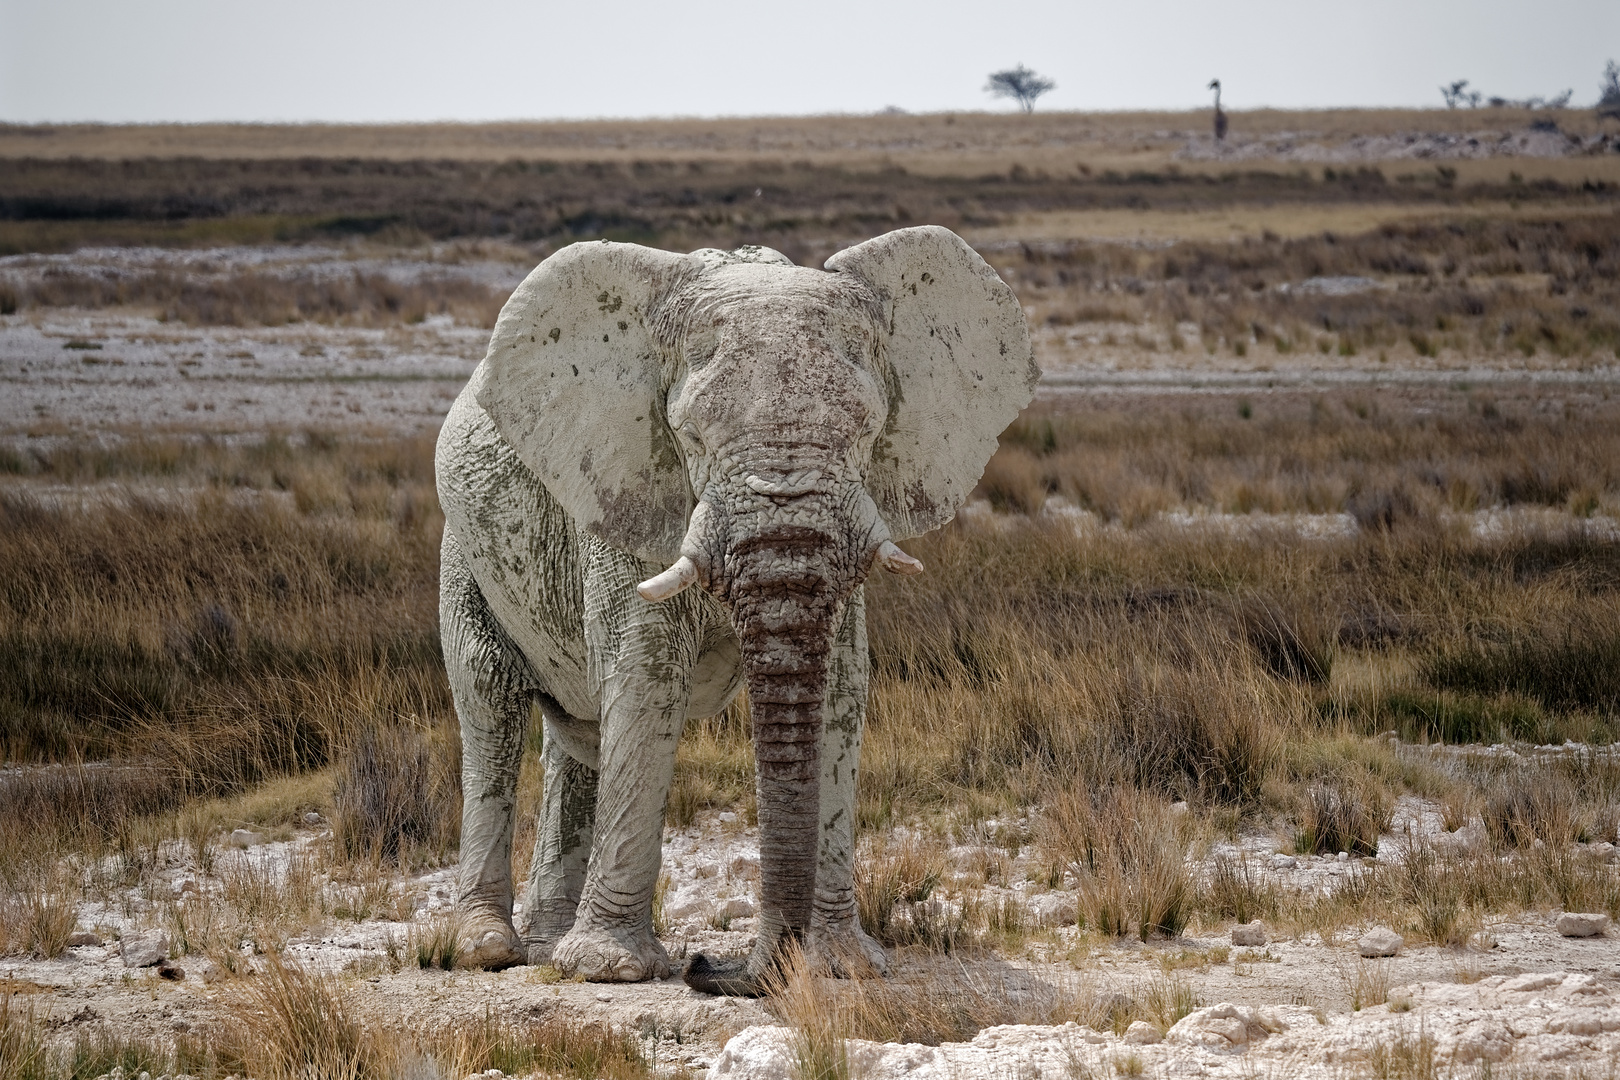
[683,527,842,996]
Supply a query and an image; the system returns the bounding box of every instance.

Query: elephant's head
[476,226,1037,992]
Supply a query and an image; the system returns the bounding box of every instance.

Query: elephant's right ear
[476,241,698,565]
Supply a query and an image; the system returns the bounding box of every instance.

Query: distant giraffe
[1209,79,1228,141]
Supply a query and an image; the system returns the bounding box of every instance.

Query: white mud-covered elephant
[435,225,1037,995]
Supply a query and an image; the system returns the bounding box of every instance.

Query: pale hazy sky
[3,0,1617,123]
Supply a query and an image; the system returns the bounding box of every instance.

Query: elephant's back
[437,372,592,718]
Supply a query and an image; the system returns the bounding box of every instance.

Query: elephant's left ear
[826,226,1040,540]
[476,240,698,565]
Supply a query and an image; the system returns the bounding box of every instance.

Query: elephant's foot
[456,909,525,970]
[522,936,558,966]
[552,922,670,982]
[517,905,577,968]
[807,917,889,978]
[682,952,768,997]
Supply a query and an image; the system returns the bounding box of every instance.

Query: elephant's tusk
[878,540,924,576]
[637,556,699,602]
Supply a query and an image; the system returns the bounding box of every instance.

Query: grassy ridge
[1,155,1609,258]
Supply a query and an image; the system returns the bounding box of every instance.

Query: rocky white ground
[1176,124,1620,163]
[7,800,1620,1077]
[6,248,1620,443]
[714,970,1620,1079]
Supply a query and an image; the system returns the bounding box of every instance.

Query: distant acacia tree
[985,65,1056,114]
[1600,60,1620,119]
[1441,79,1481,109]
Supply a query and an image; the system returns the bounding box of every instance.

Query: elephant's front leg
[809,587,888,975]
[551,553,696,982]
[442,530,532,969]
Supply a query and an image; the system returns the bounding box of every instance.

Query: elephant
[434,224,1038,996]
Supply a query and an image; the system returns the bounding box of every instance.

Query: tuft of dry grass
[430,1011,651,1080]
[1040,787,1192,941]
[0,992,50,1080]
[231,956,383,1080]
[332,720,460,866]
[1203,854,1280,926]
[410,912,463,971]
[0,867,78,960]
[855,834,949,950]
[1296,777,1390,857]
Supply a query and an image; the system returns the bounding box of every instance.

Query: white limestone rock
[1124,1021,1162,1045]
[1231,920,1268,946]
[1358,926,1404,957]
[718,896,756,919]
[710,1026,794,1079]
[1167,1002,1283,1050]
[1556,912,1610,938]
[663,888,715,923]
[1026,892,1077,927]
[120,929,170,968]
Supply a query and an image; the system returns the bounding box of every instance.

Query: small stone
[1358,926,1403,957]
[121,929,171,968]
[1269,854,1297,870]
[1231,920,1268,947]
[1124,1021,1162,1045]
[664,894,715,923]
[1556,912,1610,938]
[1338,851,1350,862]
[1027,892,1077,927]
[595,991,613,1002]
[718,897,755,919]
[227,829,264,848]
[717,812,739,824]
[67,931,102,948]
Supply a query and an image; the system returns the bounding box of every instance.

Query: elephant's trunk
[682,525,842,996]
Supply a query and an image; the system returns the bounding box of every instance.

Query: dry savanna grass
[3,108,1616,170]
[2,399,1617,838]
[0,957,654,1080]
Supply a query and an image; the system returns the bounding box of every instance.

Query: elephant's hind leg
[442,529,534,970]
[516,712,598,965]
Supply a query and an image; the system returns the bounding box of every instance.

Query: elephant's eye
[678,422,703,448]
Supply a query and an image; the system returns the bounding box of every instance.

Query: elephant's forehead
[690,264,874,325]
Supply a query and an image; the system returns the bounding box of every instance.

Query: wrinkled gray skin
[436,226,1037,995]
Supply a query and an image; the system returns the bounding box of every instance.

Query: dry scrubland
[3,110,1620,1079]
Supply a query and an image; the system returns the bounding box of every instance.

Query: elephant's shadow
[762,946,1120,1037]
